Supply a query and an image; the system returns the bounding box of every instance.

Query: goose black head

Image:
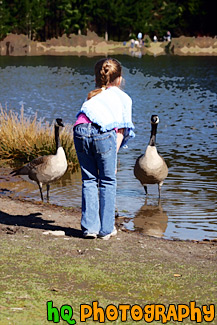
[56,118,64,127]
[151,115,159,124]
[149,115,159,146]
[55,119,64,150]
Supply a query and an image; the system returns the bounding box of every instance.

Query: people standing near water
[137,32,143,46]
[167,31,171,41]
[73,58,135,240]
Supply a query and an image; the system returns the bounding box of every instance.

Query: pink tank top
[74,113,118,132]
[74,113,91,127]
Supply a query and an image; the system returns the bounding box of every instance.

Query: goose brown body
[134,115,168,197]
[10,118,67,202]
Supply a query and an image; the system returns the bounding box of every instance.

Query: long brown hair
[87,58,122,100]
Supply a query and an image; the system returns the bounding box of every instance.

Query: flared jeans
[73,123,117,236]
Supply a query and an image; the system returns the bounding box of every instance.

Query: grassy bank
[0,197,216,324]
[0,106,79,171]
[1,233,215,324]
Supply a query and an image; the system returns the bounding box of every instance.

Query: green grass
[0,106,79,171]
[0,233,216,325]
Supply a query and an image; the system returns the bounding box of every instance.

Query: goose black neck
[55,125,61,151]
[149,123,158,146]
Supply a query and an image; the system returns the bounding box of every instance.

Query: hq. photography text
[47,300,215,323]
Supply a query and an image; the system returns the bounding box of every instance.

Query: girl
[73,58,135,240]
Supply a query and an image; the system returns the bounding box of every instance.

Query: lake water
[0,55,217,240]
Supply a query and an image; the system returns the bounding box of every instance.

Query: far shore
[0,32,217,57]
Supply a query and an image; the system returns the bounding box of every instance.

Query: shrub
[0,106,79,171]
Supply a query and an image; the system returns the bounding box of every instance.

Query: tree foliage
[0,0,216,41]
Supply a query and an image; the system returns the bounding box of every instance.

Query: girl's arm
[116,128,124,152]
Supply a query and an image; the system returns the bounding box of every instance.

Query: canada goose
[10,118,67,202]
[134,115,168,197]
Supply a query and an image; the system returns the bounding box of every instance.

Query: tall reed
[0,106,79,171]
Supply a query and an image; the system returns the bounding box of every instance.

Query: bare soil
[0,193,217,263]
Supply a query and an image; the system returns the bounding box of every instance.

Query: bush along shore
[0,106,79,171]
[0,33,217,57]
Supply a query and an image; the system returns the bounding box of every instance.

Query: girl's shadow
[0,210,83,238]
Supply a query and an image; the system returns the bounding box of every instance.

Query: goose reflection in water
[133,199,168,238]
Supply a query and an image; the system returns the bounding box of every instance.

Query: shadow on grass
[0,210,83,238]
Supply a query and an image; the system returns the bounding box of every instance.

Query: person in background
[137,32,143,46]
[167,31,171,41]
[130,39,135,48]
[73,58,135,240]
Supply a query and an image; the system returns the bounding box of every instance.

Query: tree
[0,0,12,39]
[149,0,181,38]
[24,0,47,40]
[0,0,216,41]
[177,0,217,36]
[0,0,46,40]
[85,0,114,40]
[57,0,88,35]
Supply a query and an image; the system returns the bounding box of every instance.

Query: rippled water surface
[0,55,216,240]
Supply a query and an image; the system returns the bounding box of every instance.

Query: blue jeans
[73,123,117,236]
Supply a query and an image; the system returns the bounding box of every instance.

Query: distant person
[153,35,158,42]
[137,32,142,40]
[73,58,135,240]
[167,31,171,41]
[130,39,135,48]
[137,32,143,46]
